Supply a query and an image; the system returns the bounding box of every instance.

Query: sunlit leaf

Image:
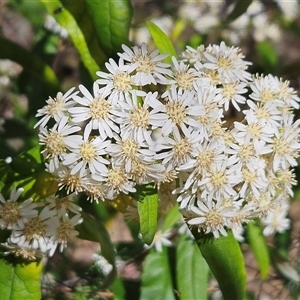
[85,0,133,57]
[0,146,58,201]
[140,248,176,300]
[146,21,177,63]
[41,0,100,79]
[176,234,209,300]
[0,258,42,300]
[192,229,246,300]
[247,221,270,279]
[136,184,158,245]
[257,41,278,72]
[0,36,59,90]
[161,203,181,232]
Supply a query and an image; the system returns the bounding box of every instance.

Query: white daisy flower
[69,83,120,139]
[114,90,167,145]
[0,187,38,229]
[46,194,82,218]
[203,42,252,82]
[262,202,290,236]
[219,81,247,111]
[145,228,173,252]
[47,213,83,255]
[34,86,77,128]
[160,85,204,136]
[119,43,172,86]
[107,134,156,173]
[96,57,137,104]
[63,134,110,176]
[38,116,81,173]
[155,126,201,168]
[10,205,56,253]
[187,198,237,238]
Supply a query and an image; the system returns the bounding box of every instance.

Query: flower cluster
[0,186,82,260]
[33,41,300,244]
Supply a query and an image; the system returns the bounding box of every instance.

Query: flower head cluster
[34,41,300,244]
[0,187,82,260]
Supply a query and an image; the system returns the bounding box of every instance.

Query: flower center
[107,169,126,188]
[210,171,227,188]
[130,107,149,128]
[166,102,186,125]
[0,201,20,226]
[80,141,97,162]
[90,97,111,120]
[121,139,139,158]
[23,217,47,241]
[205,208,224,228]
[45,129,66,156]
[133,55,155,74]
[46,98,64,117]
[176,71,194,90]
[113,71,132,92]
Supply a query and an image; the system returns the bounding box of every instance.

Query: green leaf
[224,0,252,24]
[146,21,177,63]
[40,0,100,79]
[0,146,58,201]
[161,203,181,232]
[176,234,209,300]
[192,229,246,300]
[0,36,59,90]
[257,41,278,72]
[0,258,42,300]
[136,184,159,245]
[140,248,176,300]
[85,0,133,57]
[247,221,270,279]
[110,277,126,300]
[77,211,115,266]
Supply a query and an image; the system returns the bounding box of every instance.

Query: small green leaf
[146,21,177,63]
[136,184,159,245]
[247,221,270,279]
[225,0,253,24]
[0,258,42,300]
[161,203,181,232]
[0,36,59,90]
[257,41,278,72]
[176,234,209,300]
[140,248,176,300]
[192,229,246,300]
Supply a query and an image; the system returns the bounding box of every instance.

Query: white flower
[270,118,300,171]
[38,116,81,173]
[46,194,82,218]
[34,87,77,128]
[119,43,172,86]
[63,134,110,176]
[69,83,120,139]
[219,81,247,111]
[107,134,156,173]
[10,205,56,253]
[96,57,137,104]
[47,213,83,255]
[160,86,204,136]
[0,187,38,229]
[114,90,167,145]
[156,127,201,168]
[145,228,173,252]
[262,202,290,236]
[187,198,237,238]
[199,159,240,201]
[93,166,136,200]
[203,42,252,82]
